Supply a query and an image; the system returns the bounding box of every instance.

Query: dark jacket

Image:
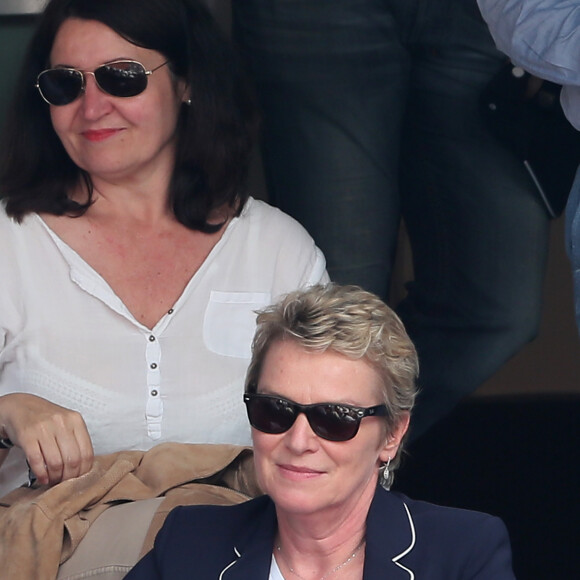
[126,486,516,579]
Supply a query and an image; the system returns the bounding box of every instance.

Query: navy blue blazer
[126,487,516,579]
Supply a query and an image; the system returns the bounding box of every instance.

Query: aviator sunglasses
[35,59,169,106]
[243,392,388,442]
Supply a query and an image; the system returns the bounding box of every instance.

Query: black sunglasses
[35,59,169,106]
[243,392,388,442]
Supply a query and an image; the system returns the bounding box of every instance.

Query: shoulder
[223,198,328,288]
[406,495,507,535]
[165,494,271,529]
[154,494,272,553]
[381,489,509,540]
[131,495,273,577]
[409,497,514,578]
[0,204,40,269]
[237,197,313,241]
[367,489,515,578]
[0,202,22,234]
[0,203,41,244]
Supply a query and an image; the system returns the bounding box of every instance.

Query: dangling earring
[380,457,392,489]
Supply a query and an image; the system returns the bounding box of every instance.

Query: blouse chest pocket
[203,291,272,359]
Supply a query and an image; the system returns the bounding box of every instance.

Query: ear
[176,79,190,104]
[379,412,410,463]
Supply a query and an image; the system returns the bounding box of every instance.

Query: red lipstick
[82,129,122,142]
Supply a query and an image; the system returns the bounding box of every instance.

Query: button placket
[145,334,163,439]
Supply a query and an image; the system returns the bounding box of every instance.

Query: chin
[270,487,334,516]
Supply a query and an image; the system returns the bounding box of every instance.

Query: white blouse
[269,555,286,580]
[0,197,328,495]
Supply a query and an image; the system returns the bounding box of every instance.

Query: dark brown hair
[0,0,258,232]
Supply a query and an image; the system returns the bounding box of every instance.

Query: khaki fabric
[56,497,164,580]
[0,443,259,580]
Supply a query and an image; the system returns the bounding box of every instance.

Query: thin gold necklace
[275,538,365,580]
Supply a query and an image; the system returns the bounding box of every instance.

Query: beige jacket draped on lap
[0,443,260,580]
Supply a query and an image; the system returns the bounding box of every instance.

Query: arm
[477,0,580,85]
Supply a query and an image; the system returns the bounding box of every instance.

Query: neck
[275,509,368,580]
[273,479,377,579]
[275,533,366,580]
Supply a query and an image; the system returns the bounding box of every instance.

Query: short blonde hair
[245,283,419,485]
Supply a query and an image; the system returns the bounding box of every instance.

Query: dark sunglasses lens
[38,69,83,105]
[246,397,297,434]
[308,405,360,441]
[95,61,148,98]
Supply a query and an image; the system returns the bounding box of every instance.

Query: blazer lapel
[218,497,278,579]
[363,487,417,580]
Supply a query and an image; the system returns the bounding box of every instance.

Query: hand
[524,74,545,99]
[0,393,94,486]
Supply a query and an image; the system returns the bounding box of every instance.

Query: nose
[78,73,113,119]
[283,412,319,453]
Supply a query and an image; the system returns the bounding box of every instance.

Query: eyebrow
[50,57,140,69]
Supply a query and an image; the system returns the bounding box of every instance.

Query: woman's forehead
[50,18,155,68]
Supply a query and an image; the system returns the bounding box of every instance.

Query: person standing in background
[232,0,552,440]
[476,0,580,336]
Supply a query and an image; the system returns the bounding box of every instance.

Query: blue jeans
[233,0,550,439]
[565,167,580,334]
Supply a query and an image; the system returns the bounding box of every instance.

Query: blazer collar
[364,487,417,579]
[219,488,417,580]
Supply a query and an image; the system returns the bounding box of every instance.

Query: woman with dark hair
[0,0,327,497]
